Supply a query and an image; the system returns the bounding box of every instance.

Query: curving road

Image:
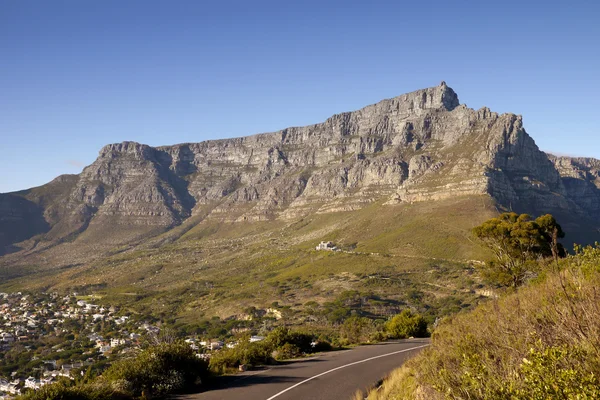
[177,339,429,400]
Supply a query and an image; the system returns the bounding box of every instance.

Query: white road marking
[265,343,430,400]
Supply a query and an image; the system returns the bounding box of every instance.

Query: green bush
[340,316,384,344]
[266,327,314,353]
[101,341,208,397]
[208,339,272,374]
[274,343,302,360]
[385,310,428,339]
[18,381,126,400]
[511,343,600,399]
[209,327,328,371]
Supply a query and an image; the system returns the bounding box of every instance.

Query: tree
[472,212,565,287]
[385,310,428,339]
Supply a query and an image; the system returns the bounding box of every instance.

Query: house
[40,377,54,387]
[110,338,126,347]
[0,333,14,343]
[315,241,336,251]
[25,376,40,390]
[0,379,20,394]
[99,345,112,354]
[61,365,74,375]
[209,341,223,350]
[92,314,104,321]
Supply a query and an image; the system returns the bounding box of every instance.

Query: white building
[110,338,126,347]
[0,333,14,343]
[315,241,336,251]
[25,377,40,390]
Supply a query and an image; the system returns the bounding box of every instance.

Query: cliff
[1,82,599,258]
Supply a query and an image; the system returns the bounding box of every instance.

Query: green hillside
[362,244,600,399]
[0,195,497,324]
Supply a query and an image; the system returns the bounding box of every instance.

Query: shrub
[101,341,208,397]
[274,343,302,360]
[369,244,600,399]
[385,310,428,339]
[18,381,126,400]
[266,327,314,353]
[339,316,384,344]
[512,343,600,399]
[208,339,272,374]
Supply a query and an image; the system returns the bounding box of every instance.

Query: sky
[1,0,599,193]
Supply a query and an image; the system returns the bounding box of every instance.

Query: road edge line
[265,343,430,400]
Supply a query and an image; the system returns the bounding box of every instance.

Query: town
[0,291,249,399]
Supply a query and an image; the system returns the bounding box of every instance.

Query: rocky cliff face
[548,156,600,217]
[1,82,599,255]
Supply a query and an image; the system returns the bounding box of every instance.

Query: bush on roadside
[273,343,302,360]
[339,316,384,345]
[385,310,428,339]
[208,339,273,374]
[101,341,208,397]
[18,381,126,400]
[266,327,314,353]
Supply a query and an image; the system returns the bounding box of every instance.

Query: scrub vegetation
[361,235,600,399]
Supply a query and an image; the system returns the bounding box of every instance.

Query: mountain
[1,82,599,318]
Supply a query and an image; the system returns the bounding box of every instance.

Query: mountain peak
[388,82,460,113]
[437,81,459,111]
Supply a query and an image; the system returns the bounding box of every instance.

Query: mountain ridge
[1,82,599,264]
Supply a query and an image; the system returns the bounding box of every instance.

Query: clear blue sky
[1,0,599,193]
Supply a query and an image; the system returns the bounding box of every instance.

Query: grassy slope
[364,248,600,400]
[0,195,497,322]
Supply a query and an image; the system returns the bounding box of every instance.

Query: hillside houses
[0,291,149,392]
[0,289,286,395]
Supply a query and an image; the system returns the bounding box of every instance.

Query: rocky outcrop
[1,82,599,254]
[548,156,600,218]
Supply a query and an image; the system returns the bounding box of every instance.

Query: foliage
[209,327,327,372]
[101,341,208,397]
[266,327,313,354]
[385,310,428,339]
[472,212,565,287]
[367,244,600,400]
[18,381,127,400]
[513,343,600,399]
[339,316,384,344]
[208,339,273,374]
[274,343,302,359]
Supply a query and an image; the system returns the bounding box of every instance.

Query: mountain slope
[2,82,599,257]
[0,82,599,318]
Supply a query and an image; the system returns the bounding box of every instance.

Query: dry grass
[364,246,600,399]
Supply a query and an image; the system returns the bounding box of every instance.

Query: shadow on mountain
[0,194,49,256]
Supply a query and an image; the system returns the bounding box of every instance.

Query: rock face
[1,82,599,255]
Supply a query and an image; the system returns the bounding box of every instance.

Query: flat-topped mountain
[1,83,599,304]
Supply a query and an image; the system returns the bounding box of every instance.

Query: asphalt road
[177,339,429,400]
